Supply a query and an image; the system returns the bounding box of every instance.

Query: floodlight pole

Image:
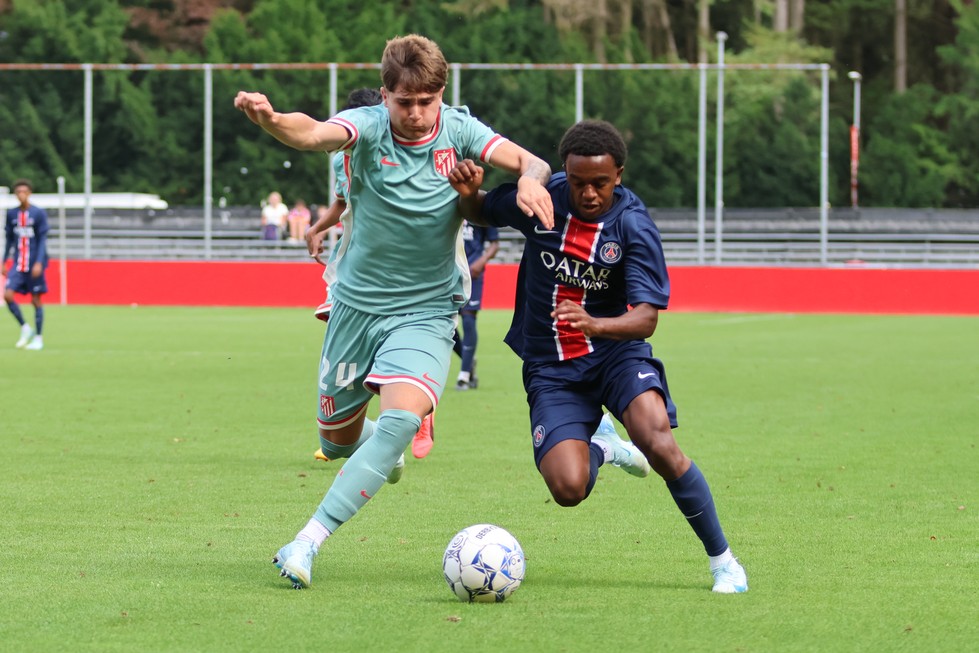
[848,71,862,208]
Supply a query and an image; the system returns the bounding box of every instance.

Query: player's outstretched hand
[516,176,554,230]
[306,227,327,265]
[448,159,484,198]
[234,91,276,126]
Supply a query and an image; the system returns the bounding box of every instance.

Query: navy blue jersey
[482,172,669,362]
[4,205,49,273]
[462,220,498,265]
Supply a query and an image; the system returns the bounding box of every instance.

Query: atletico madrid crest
[434,148,457,177]
[320,394,335,417]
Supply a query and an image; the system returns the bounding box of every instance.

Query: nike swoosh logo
[637,371,657,379]
[360,490,372,499]
[422,372,441,387]
[534,225,556,234]
[380,156,399,166]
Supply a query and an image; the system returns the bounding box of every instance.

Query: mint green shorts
[316,300,456,430]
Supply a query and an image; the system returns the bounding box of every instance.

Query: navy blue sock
[34,305,44,335]
[585,441,603,499]
[460,312,477,372]
[6,301,25,325]
[665,461,729,556]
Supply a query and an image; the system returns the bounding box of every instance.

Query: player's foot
[455,379,470,391]
[24,335,43,351]
[386,453,406,483]
[711,558,748,594]
[313,300,330,322]
[313,448,329,462]
[411,413,435,459]
[591,413,651,478]
[15,324,34,348]
[470,360,478,389]
[273,539,318,589]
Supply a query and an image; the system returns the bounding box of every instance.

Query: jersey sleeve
[3,211,12,262]
[623,211,670,309]
[484,225,499,242]
[481,183,529,232]
[326,106,384,152]
[447,107,507,164]
[35,208,50,267]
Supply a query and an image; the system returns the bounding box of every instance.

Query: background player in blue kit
[449,120,748,594]
[452,219,499,391]
[235,34,553,589]
[3,179,49,351]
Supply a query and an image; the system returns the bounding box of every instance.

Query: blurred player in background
[306,86,436,461]
[3,179,49,351]
[452,219,498,390]
[235,34,553,589]
[449,120,748,594]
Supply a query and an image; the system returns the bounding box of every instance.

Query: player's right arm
[234,91,350,152]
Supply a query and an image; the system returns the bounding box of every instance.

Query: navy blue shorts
[5,269,47,295]
[523,339,678,468]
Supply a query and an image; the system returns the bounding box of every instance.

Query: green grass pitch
[1,305,977,652]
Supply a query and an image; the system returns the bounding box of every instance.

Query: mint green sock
[313,409,420,532]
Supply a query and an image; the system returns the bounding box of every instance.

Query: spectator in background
[3,178,49,351]
[452,219,499,390]
[261,191,288,240]
[287,198,311,243]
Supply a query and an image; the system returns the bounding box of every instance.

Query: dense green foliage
[2,306,978,651]
[0,0,977,208]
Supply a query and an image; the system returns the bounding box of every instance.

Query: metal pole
[848,71,862,209]
[328,63,338,207]
[451,62,461,106]
[83,64,93,259]
[204,64,213,259]
[574,64,584,123]
[714,32,727,265]
[57,176,67,304]
[696,65,707,265]
[820,65,830,266]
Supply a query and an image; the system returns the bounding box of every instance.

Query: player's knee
[544,475,588,507]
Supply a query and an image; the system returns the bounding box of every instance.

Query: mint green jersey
[326,104,506,314]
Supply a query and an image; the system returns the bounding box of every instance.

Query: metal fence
[1,47,836,264]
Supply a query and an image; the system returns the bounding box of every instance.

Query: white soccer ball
[442,524,525,603]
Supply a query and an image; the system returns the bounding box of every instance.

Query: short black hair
[11,178,32,192]
[558,120,628,168]
[344,87,383,110]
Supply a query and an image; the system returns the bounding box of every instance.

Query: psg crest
[599,241,623,264]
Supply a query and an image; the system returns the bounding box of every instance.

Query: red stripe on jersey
[552,284,592,360]
[17,211,29,272]
[560,217,603,262]
[479,134,504,162]
[327,117,359,150]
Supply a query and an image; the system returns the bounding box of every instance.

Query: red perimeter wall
[34,260,979,315]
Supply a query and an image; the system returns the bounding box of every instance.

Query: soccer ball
[442,524,525,603]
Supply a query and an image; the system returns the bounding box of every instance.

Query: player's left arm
[32,209,50,276]
[484,141,553,228]
[469,238,499,279]
[552,301,658,340]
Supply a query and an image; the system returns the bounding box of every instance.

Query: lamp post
[848,71,862,208]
